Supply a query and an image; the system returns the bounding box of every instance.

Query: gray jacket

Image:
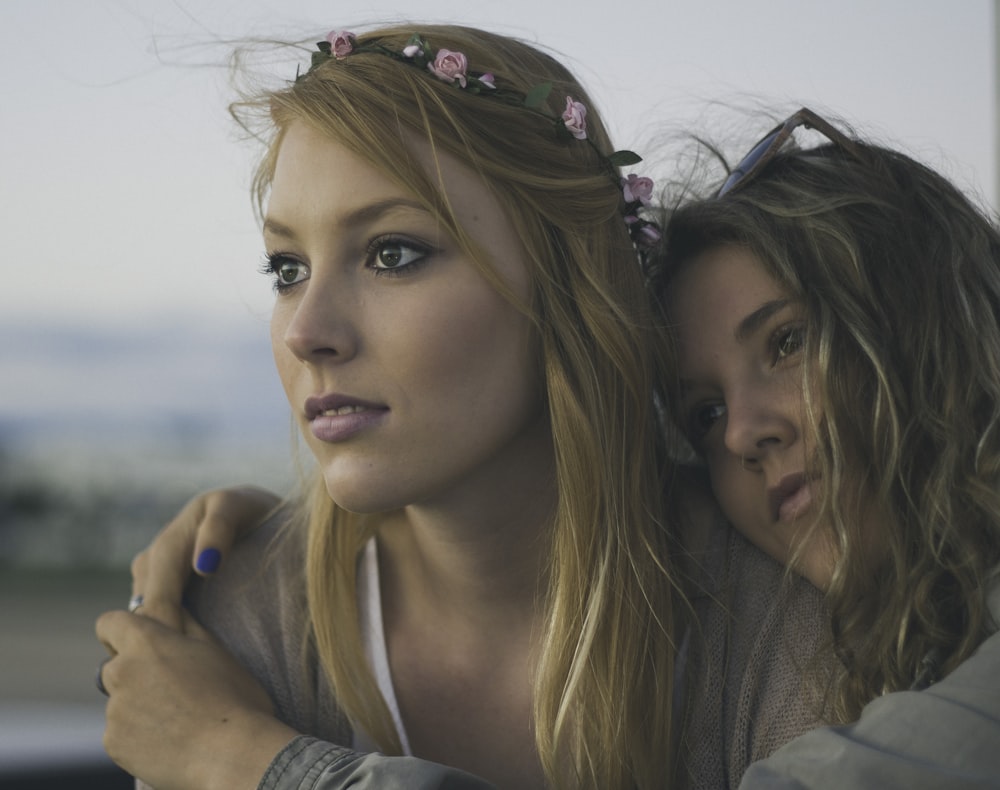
[181,514,1000,790]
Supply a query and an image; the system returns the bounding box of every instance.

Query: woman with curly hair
[658,108,1000,787]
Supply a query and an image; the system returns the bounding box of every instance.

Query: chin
[320,470,412,515]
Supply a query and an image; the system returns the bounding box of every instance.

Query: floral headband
[300,31,662,250]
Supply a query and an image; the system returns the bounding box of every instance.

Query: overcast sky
[2,0,993,335]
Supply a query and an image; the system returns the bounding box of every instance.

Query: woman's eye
[262,255,309,291]
[689,402,726,440]
[370,239,429,273]
[277,260,308,285]
[774,326,805,360]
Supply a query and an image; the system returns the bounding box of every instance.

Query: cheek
[269,305,297,397]
[707,453,756,532]
[409,296,539,406]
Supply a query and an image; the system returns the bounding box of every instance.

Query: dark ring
[96,658,111,697]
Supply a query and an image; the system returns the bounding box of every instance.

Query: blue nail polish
[196,548,222,574]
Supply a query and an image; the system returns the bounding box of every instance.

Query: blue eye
[261,254,309,292]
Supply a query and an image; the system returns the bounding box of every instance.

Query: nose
[276,274,358,364]
[723,384,799,467]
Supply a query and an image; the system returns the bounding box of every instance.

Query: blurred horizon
[1,316,293,569]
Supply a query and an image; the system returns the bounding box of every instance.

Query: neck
[377,430,556,631]
[379,472,555,629]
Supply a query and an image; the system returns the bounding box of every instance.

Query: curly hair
[658,132,1000,722]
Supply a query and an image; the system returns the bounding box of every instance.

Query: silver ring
[128,594,145,613]
[96,658,111,697]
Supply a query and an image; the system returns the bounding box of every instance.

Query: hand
[96,608,297,790]
[131,486,281,629]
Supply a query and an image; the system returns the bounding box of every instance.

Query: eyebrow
[676,298,796,394]
[262,197,430,240]
[735,298,791,341]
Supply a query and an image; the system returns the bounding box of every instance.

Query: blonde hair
[659,133,1000,721]
[234,25,682,787]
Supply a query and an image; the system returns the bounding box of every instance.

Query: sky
[0,0,996,432]
[2,0,994,330]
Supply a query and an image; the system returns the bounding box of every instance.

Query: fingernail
[196,548,222,574]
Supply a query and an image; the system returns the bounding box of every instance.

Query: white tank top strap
[353,536,413,755]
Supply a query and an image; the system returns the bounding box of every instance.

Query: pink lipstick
[305,393,388,443]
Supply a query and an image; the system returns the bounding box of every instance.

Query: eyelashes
[771,324,805,363]
[260,254,307,293]
[687,401,726,444]
[682,321,807,449]
[368,237,430,273]
[260,235,433,294]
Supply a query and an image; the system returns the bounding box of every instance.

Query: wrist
[205,712,299,790]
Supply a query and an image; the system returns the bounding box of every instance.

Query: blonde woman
[96,24,682,790]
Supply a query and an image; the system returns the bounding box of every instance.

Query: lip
[768,473,817,523]
[304,393,389,443]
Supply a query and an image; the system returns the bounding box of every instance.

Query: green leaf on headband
[523,82,553,108]
[607,150,643,166]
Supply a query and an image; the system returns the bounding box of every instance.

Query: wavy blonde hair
[658,132,1000,721]
[232,25,683,787]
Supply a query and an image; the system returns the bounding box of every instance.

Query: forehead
[668,245,781,324]
[267,121,531,291]
[267,121,498,233]
[667,245,791,367]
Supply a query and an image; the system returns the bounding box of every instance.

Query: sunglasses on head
[717,107,863,197]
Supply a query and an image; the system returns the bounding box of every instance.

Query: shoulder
[680,508,831,787]
[739,648,1000,789]
[736,574,1000,790]
[185,505,351,744]
[186,505,307,637]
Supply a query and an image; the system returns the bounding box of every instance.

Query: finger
[190,497,239,577]
[96,656,112,697]
[95,609,140,654]
[131,486,281,631]
[191,486,281,576]
[94,613,166,700]
[130,549,148,598]
[135,494,210,629]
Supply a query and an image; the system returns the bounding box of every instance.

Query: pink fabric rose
[428,49,468,87]
[624,215,662,246]
[622,174,654,206]
[478,72,497,90]
[561,96,588,140]
[325,30,355,60]
[637,223,662,245]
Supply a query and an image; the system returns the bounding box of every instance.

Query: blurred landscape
[0,317,294,774]
[1,318,293,566]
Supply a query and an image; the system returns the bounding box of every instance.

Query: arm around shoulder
[739,610,1000,789]
[260,736,497,790]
